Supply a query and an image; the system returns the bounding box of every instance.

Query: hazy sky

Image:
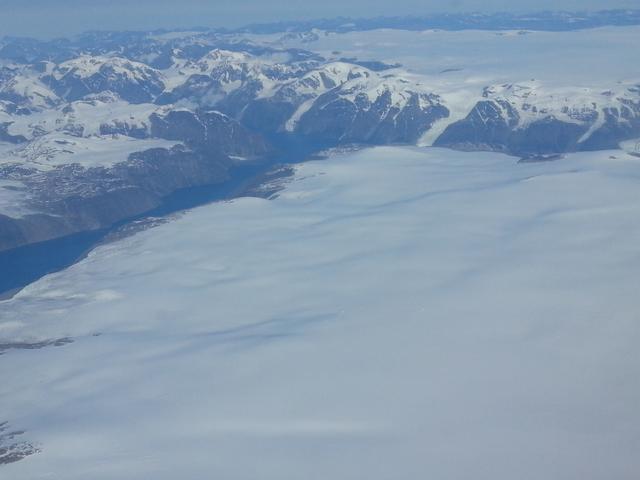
[1,0,638,38]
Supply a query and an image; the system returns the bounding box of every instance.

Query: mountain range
[0,20,639,251]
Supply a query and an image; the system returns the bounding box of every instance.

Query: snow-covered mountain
[1,26,639,252]
[435,81,640,154]
[284,64,448,144]
[0,65,58,110]
[44,55,166,104]
[157,50,448,144]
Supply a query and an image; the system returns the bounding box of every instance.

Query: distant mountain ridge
[2,9,640,63]
[233,9,640,34]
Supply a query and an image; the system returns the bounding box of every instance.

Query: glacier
[1,145,640,478]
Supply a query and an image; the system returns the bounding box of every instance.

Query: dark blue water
[0,229,108,298]
[0,136,325,299]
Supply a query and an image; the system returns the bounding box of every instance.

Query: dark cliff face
[150,109,271,158]
[0,147,233,252]
[296,91,449,145]
[579,104,640,151]
[434,100,519,153]
[240,100,299,134]
[435,98,640,156]
[99,122,149,139]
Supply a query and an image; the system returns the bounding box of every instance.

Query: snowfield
[1,146,640,479]
[0,134,181,171]
[274,26,640,85]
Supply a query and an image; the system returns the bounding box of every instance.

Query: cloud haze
[1,0,638,37]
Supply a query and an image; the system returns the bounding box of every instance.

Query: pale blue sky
[1,0,638,38]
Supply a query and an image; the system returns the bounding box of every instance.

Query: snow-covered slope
[5,94,160,140]
[287,64,448,143]
[159,48,314,102]
[157,48,450,143]
[278,26,640,152]
[435,81,640,154]
[2,146,640,478]
[46,55,166,103]
[0,134,180,170]
[0,66,59,110]
[3,28,639,156]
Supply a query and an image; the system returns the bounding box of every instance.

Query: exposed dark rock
[297,90,449,144]
[0,147,235,251]
[434,100,519,153]
[150,109,271,158]
[434,98,640,155]
[241,100,299,133]
[0,337,73,355]
[0,422,40,465]
[579,104,640,151]
[99,121,149,139]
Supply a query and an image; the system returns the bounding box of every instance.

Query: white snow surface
[162,48,302,93]
[6,96,160,140]
[0,134,180,170]
[0,68,59,108]
[481,81,640,133]
[274,26,640,86]
[1,146,640,479]
[53,55,161,83]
